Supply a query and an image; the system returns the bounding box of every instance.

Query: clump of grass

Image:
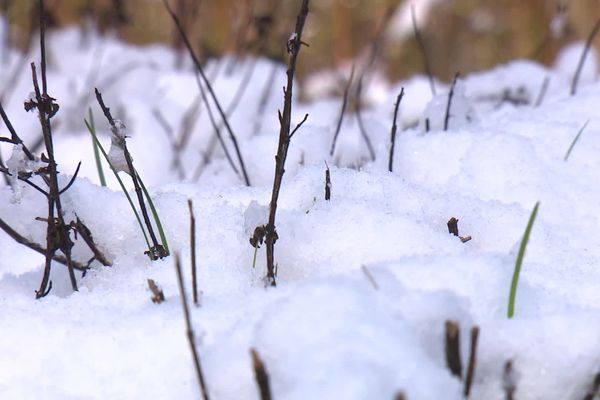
[507,202,540,318]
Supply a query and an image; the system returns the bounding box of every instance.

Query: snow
[1,27,600,400]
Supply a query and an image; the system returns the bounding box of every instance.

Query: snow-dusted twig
[94,88,168,260]
[263,0,311,286]
[571,18,600,96]
[174,252,210,400]
[250,348,272,400]
[388,87,405,172]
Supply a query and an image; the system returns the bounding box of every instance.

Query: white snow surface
[0,28,600,400]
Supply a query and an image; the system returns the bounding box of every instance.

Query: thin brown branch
[174,253,210,400]
[571,18,600,96]
[147,279,165,304]
[388,87,405,172]
[324,161,331,201]
[411,4,435,95]
[463,326,480,398]
[250,348,272,400]
[164,0,251,187]
[0,216,88,271]
[264,0,310,286]
[330,65,355,157]
[188,199,198,306]
[444,73,460,131]
[289,113,309,139]
[444,320,462,378]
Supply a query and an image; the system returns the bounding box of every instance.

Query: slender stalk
[507,202,540,318]
[388,88,405,172]
[188,199,198,306]
[571,18,600,96]
[411,4,435,95]
[564,120,590,161]
[444,73,460,131]
[164,0,251,186]
[264,0,310,286]
[174,253,210,400]
[463,326,480,398]
[330,65,355,157]
[88,108,106,186]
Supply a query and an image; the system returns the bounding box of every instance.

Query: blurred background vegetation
[2,0,600,82]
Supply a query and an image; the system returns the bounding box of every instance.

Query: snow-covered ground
[1,27,600,399]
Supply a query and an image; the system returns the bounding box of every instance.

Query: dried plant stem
[388,88,405,172]
[330,65,355,157]
[164,0,251,186]
[355,77,376,162]
[264,0,310,286]
[444,73,460,131]
[444,320,462,378]
[188,199,198,306]
[411,4,436,95]
[571,18,600,96]
[250,348,272,400]
[463,326,480,398]
[174,253,210,400]
[564,120,590,161]
[94,88,168,260]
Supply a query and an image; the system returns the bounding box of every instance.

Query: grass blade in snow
[564,120,590,162]
[84,118,152,252]
[138,176,170,255]
[507,202,540,319]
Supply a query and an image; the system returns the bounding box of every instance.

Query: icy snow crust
[1,28,600,399]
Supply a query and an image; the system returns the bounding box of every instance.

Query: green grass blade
[84,118,152,250]
[507,201,540,319]
[564,120,590,162]
[138,175,170,254]
[88,108,107,186]
[252,246,258,269]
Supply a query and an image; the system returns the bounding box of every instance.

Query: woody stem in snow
[264,0,310,286]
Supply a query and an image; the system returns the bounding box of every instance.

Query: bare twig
[354,76,376,162]
[571,18,600,96]
[174,253,210,400]
[582,370,600,400]
[534,76,550,107]
[388,88,405,172]
[444,73,460,131]
[564,120,590,161]
[324,161,331,201]
[250,348,272,400]
[503,360,516,400]
[188,199,198,306]
[463,326,480,398]
[263,0,310,286]
[330,65,355,157]
[361,265,379,290]
[0,216,89,271]
[164,0,251,186]
[444,320,462,378]
[147,279,165,304]
[411,4,436,95]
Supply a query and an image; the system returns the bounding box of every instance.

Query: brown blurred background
[2,0,600,82]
